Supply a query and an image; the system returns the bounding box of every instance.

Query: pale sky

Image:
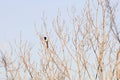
[0,0,87,44]
[0,0,119,45]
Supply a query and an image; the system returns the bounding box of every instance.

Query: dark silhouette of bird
[44,37,48,48]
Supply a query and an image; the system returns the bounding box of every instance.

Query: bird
[44,37,48,48]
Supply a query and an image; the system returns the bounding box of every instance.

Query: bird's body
[44,37,48,48]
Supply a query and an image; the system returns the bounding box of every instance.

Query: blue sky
[0,0,119,45]
[0,0,86,44]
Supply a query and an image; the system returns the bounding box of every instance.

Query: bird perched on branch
[44,36,48,48]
